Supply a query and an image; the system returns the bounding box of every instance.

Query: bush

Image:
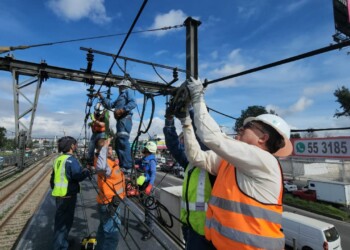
[283,194,350,222]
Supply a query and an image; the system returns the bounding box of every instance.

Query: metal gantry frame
[0,17,201,147]
[12,65,46,143]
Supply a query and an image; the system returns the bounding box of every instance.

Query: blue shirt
[50,154,89,196]
[137,154,157,185]
[163,118,189,170]
[101,88,136,115]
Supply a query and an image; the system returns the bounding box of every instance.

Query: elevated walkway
[15,178,183,250]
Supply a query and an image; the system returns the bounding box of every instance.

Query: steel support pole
[184,17,201,80]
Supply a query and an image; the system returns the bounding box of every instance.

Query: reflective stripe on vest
[96,158,125,204]
[51,155,69,197]
[205,160,284,250]
[180,164,212,236]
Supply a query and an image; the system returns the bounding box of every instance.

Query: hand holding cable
[186,76,205,104]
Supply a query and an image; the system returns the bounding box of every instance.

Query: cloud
[55,111,69,115]
[285,0,309,13]
[266,96,313,116]
[303,84,333,96]
[155,50,168,56]
[147,10,188,37]
[47,0,111,24]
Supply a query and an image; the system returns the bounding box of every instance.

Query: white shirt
[182,101,282,204]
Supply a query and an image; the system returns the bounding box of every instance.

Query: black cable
[204,40,350,86]
[291,127,350,133]
[152,64,169,84]
[207,107,238,120]
[97,0,149,94]
[0,24,184,55]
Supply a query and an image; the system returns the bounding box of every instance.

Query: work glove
[145,184,153,195]
[186,76,205,104]
[166,82,190,123]
[114,109,125,119]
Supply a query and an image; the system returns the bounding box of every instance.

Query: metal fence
[280,157,350,183]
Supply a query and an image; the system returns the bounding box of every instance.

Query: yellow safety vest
[52,155,70,197]
[180,164,212,235]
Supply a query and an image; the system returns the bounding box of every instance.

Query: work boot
[141,231,152,241]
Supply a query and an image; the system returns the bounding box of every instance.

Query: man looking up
[97,79,136,175]
[179,77,293,250]
[94,137,125,250]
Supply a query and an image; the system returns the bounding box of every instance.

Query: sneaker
[141,232,152,241]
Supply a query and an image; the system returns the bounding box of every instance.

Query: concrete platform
[14,178,183,250]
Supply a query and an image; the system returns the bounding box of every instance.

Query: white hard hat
[244,114,293,157]
[94,102,105,115]
[119,79,131,87]
[144,141,157,154]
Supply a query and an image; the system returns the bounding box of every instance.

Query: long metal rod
[80,47,187,73]
[205,40,350,86]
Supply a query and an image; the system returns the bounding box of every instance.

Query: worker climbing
[87,102,108,165]
[97,79,136,175]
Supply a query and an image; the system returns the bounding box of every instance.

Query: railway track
[0,156,54,250]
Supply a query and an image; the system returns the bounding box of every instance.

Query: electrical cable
[204,40,350,86]
[207,107,238,120]
[96,0,149,94]
[0,24,184,55]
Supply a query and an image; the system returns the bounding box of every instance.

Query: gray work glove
[186,76,205,104]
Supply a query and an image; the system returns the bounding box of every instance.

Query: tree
[0,127,7,148]
[234,106,268,132]
[334,86,350,118]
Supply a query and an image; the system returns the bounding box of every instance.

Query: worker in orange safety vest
[178,77,293,250]
[94,137,125,249]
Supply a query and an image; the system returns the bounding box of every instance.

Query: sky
[0,0,349,142]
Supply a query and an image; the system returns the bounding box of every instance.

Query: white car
[283,180,298,192]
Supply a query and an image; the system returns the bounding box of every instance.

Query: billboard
[291,137,350,159]
[333,0,350,37]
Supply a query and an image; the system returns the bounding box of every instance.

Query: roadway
[154,171,350,249]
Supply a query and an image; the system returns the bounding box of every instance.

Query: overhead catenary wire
[207,107,350,134]
[0,24,184,55]
[97,0,149,94]
[203,40,350,86]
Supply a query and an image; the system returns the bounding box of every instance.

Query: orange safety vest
[91,113,106,133]
[205,160,284,250]
[96,157,125,204]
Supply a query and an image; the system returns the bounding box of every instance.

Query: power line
[98,0,149,91]
[208,107,238,120]
[204,40,350,86]
[291,127,350,133]
[0,24,184,55]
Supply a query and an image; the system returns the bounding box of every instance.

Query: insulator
[173,68,178,79]
[87,99,93,107]
[86,52,94,63]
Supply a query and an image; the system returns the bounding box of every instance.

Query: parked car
[282,212,342,250]
[173,163,184,179]
[292,189,317,202]
[283,180,298,192]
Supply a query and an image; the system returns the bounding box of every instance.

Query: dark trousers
[183,225,216,250]
[53,196,77,250]
[116,115,132,169]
